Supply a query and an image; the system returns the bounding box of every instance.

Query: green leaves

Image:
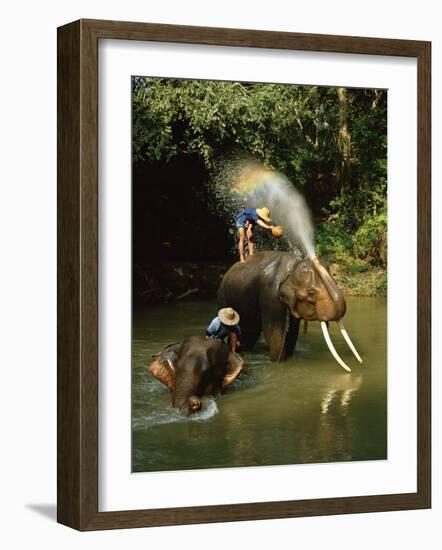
[352,210,388,267]
[132,77,387,268]
[133,79,313,171]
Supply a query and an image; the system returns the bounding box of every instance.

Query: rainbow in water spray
[232,163,316,258]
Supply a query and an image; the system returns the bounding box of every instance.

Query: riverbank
[327,257,387,297]
[134,256,386,305]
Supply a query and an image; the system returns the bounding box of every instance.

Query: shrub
[352,211,387,268]
[315,221,352,260]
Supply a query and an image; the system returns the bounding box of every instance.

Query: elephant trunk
[173,391,202,416]
[312,257,346,320]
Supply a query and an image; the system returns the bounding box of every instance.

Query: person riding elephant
[217,251,362,370]
[147,336,245,415]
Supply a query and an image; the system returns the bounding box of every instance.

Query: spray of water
[209,159,316,258]
[245,170,316,258]
[133,398,220,430]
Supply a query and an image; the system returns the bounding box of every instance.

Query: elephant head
[279,256,362,371]
[148,336,245,415]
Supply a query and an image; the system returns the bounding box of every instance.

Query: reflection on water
[320,374,363,415]
[132,297,387,472]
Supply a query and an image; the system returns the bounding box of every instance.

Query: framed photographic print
[57,19,431,530]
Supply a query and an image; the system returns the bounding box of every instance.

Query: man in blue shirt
[206,307,241,352]
[235,206,274,262]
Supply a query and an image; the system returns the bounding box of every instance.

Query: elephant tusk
[337,320,363,364]
[320,321,352,372]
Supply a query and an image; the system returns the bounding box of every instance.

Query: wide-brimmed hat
[218,307,240,326]
[256,207,272,223]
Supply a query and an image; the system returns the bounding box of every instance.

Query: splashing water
[210,160,316,258]
[132,398,220,430]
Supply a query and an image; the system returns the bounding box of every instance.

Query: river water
[132,297,387,472]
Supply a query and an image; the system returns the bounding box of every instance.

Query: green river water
[132,297,387,472]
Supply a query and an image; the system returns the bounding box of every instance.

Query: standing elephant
[218,251,362,370]
[148,336,245,415]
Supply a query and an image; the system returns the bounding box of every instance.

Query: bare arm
[256,219,272,230]
[229,331,240,352]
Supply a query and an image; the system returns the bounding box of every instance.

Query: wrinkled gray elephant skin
[218,251,361,370]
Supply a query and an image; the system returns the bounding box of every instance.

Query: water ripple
[133,398,219,430]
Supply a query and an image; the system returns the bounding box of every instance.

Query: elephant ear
[222,352,245,389]
[147,342,182,391]
[277,255,303,292]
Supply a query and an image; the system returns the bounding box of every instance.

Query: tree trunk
[338,87,352,194]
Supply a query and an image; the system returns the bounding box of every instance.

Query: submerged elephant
[147,336,245,415]
[218,251,362,370]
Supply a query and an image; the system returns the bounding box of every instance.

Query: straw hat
[256,207,272,223]
[218,307,240,326]
[271,225,284,238]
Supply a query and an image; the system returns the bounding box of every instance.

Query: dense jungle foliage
[132,77,387,276]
